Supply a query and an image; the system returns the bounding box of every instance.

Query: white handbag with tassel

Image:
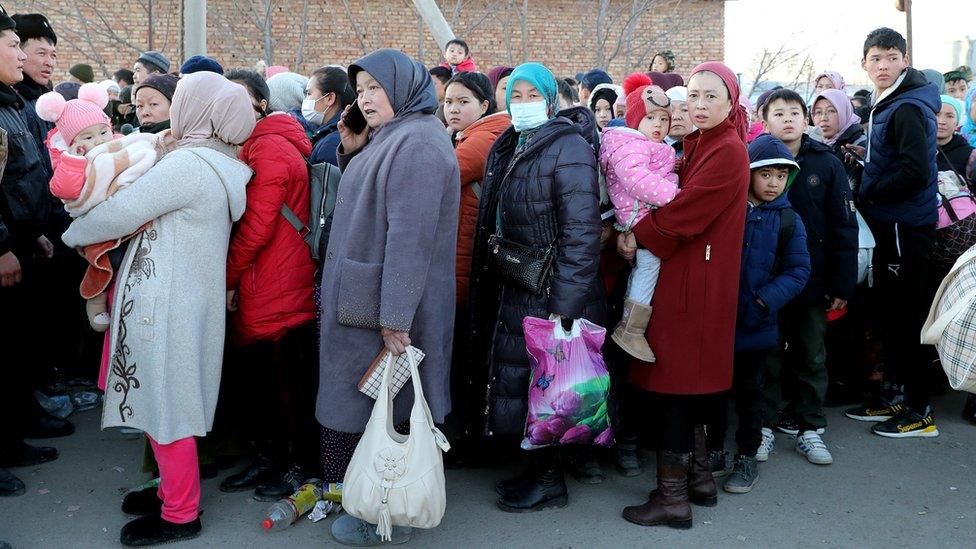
[342,347,451,540]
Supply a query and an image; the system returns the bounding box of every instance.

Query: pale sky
[725,0,976,88]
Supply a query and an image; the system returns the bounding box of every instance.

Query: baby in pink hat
[37,83,171,331]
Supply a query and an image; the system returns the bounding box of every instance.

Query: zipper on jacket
[705,244,711,261]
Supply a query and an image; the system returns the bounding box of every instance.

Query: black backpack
[280,159,342,263]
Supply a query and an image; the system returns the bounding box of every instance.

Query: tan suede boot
[611,298,656,362]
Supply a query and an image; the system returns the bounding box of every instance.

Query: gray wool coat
[315,111,460,432]
[62,147,251,444]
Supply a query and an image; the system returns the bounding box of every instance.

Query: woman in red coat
[444,71,510,449]
[619,62,750,529]
[222,70,318,499]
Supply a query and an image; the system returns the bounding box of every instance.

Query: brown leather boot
[622,451,693,529]
[688,425,718,506]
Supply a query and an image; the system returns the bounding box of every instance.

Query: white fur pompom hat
[36,82,111,146]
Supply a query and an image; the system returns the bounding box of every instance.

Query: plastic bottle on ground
[261,480,323,531]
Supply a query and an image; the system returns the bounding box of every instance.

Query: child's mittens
[49,153,90,201]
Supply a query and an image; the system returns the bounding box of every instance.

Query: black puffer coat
[469,116,607,437]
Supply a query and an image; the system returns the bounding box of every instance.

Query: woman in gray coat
[315,49,459,546]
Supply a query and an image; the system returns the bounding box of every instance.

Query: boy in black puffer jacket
[760,89,858,465]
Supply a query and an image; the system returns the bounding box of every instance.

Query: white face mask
[509,100,550,132]
[302,97,325,125]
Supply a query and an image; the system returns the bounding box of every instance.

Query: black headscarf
[348,49,437,118]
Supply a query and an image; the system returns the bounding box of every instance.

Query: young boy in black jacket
[844,28,942,438]
[760,90,858,465]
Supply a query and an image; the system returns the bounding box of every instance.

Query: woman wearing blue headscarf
[469,62,606,513]
[962,87,976,148]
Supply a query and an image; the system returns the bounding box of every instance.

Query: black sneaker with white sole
[774,417,824,436]
[845,402,905,422]
[872,408,939,438]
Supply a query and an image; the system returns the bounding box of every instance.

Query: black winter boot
[121,486,163,516]
[495,456,539,497]
[496,464,568,513]
[120,514,201,547]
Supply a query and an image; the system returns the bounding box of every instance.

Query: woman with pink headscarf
[814,70,846,95]
[62,72,256,546]
[618,61,750,530]
[812,88,866,190]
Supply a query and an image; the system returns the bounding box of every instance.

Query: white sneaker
[755,427,774,462]
[795,431,833,465]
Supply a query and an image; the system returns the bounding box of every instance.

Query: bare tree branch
[294,0,310,68]
[338,0,371,54]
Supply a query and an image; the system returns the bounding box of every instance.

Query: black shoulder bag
[487,153,556,295]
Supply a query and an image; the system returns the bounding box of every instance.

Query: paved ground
[1,391,975,548]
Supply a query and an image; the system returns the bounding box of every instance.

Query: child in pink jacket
[37,83,167,332]
[600,73,679,362]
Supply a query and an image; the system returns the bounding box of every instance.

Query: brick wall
[6,0,723,84]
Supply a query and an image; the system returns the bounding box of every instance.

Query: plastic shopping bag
[520,316,614,450]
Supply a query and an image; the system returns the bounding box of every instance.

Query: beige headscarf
[170,72,256,154]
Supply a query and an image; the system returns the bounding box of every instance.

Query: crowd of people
[1,7,975,547]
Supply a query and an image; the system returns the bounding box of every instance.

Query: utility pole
[896,0,913,64]
[412,0,455,51]
[183,0,207,61]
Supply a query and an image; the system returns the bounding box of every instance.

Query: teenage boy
[760,89,858,463]
[944,70,969,102]
[845,27,942,438]
[711,134,811,494]
[0,9,61,498]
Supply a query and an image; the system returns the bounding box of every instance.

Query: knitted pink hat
[36,83,111,146]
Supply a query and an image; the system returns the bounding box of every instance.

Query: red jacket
[631,117,749,395]
[439,57,479,74]
[227,114,316,344]
[453,112,510,305]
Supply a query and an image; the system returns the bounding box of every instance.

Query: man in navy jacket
[845,27,942,439]
[760,89,858,465]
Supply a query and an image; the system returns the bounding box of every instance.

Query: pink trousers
[147,435,200,524]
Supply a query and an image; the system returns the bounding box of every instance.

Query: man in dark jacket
[760,89,858,463]
[11,13,55,177]
[0,10,60,498]
[845,28,942,439]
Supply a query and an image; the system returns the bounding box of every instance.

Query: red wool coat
[631,117,749,395]
[227,114,316,344]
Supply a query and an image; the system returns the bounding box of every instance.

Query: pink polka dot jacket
[599,127,679,231]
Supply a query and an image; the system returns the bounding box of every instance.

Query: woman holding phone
[314,48,459,547]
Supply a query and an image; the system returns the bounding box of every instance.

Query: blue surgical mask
[302,97,325,125]
[509,101,550,132]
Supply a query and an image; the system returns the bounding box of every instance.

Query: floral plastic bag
[521,316,614,450]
